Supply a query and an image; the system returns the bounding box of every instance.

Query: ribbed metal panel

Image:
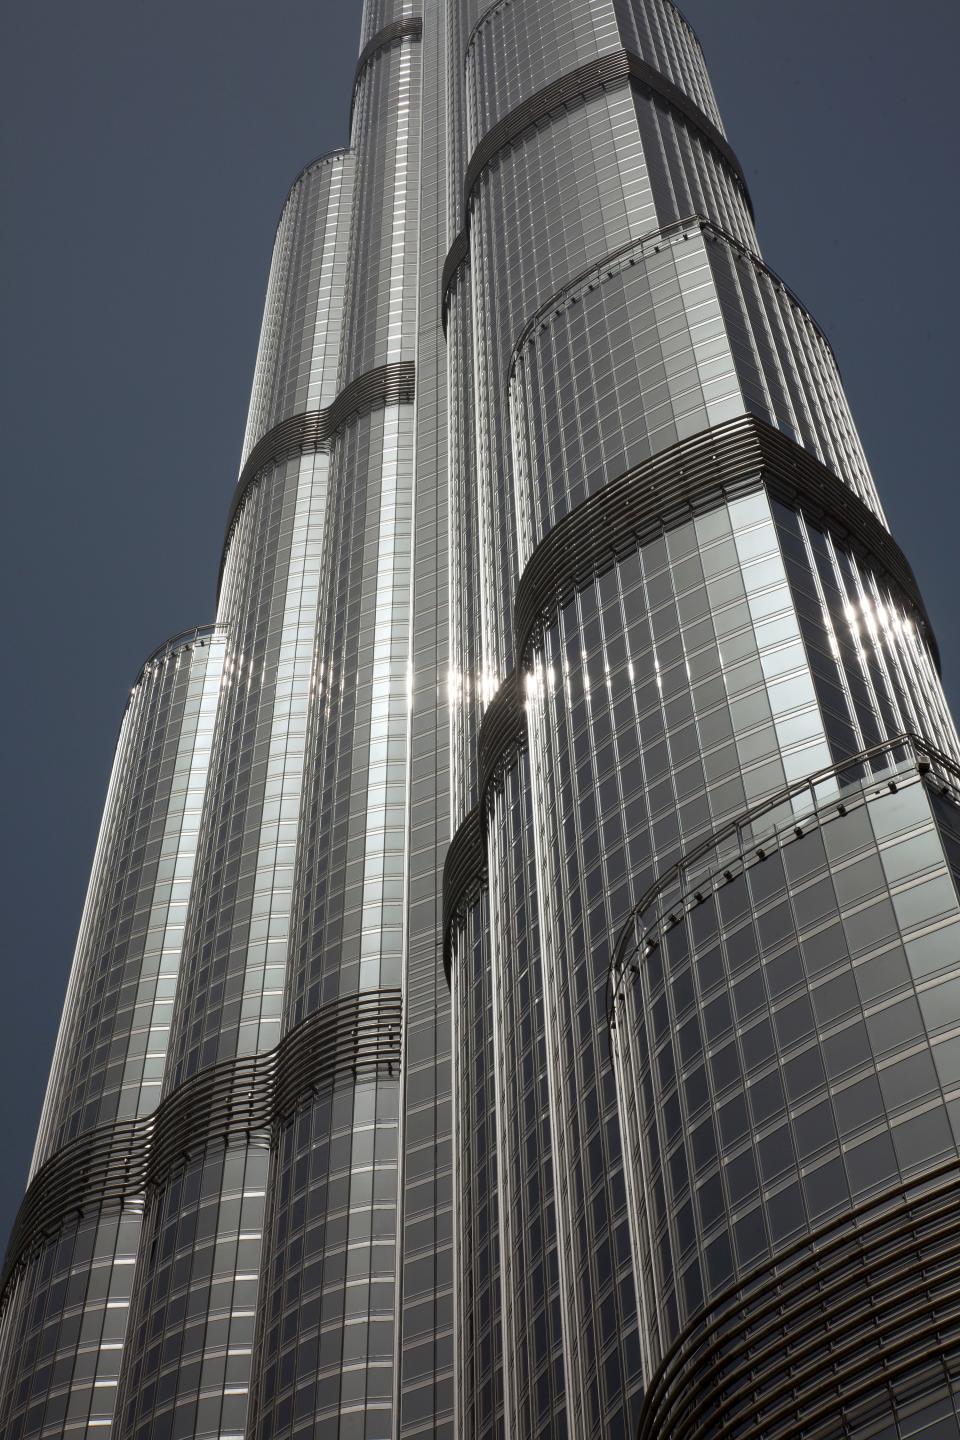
[220,358,416,582]
[1,990,402,1306]
[638,1151,960,1439]
[513,414,938,670]
[441,806,485,980]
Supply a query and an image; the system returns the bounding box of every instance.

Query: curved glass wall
[485,758,570,1438]
[612,743,960,1435]
[464,0,624,146]
[114,40,355,1439]
[510,222,876,569]
[612,0,722,128]
[398,3,456,1431]
[447,270,482,826]
[0,1205,145,1440]
[34,629,225,1163]
[251,1072,400,1439]
[241,154,354,462]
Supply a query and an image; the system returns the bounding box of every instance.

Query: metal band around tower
[513,415,938,668]
[220,361,416,587]
[441,673,528,978]
[350,17,424,125]
[354,17,423,88]
[462,50,750,214]
[440,229,470,319]
[441,807,486,979]
[441,47,754,324]
[441,417,941,981]
[0,990,402,1308]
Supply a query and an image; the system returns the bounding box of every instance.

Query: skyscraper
[3,4,960,1440]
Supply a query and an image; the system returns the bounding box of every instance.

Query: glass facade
[3,4,960,1440]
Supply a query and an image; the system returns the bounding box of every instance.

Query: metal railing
[132,623,225,691]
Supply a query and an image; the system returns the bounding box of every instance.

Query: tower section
[0,628,224,1440]
[248,2,423,1432]
[108,146,358,1440]
[443,2,960,1439]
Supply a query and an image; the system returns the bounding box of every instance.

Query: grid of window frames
[509,223,876,576]
[241,154,355,461]
[470,86,664,686]
[250,1077,400,1439]
[114,1145,269,1440]
[447,3,796,1437]
[260,20,424,1438]
[265,21,418,1434]
[521,488,954,1418]
[449,2,960,1416]
[461,0,755,702]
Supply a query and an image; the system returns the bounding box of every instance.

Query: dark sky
[1,0,957,1243]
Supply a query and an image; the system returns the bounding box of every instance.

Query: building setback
[3,3,960,1439]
